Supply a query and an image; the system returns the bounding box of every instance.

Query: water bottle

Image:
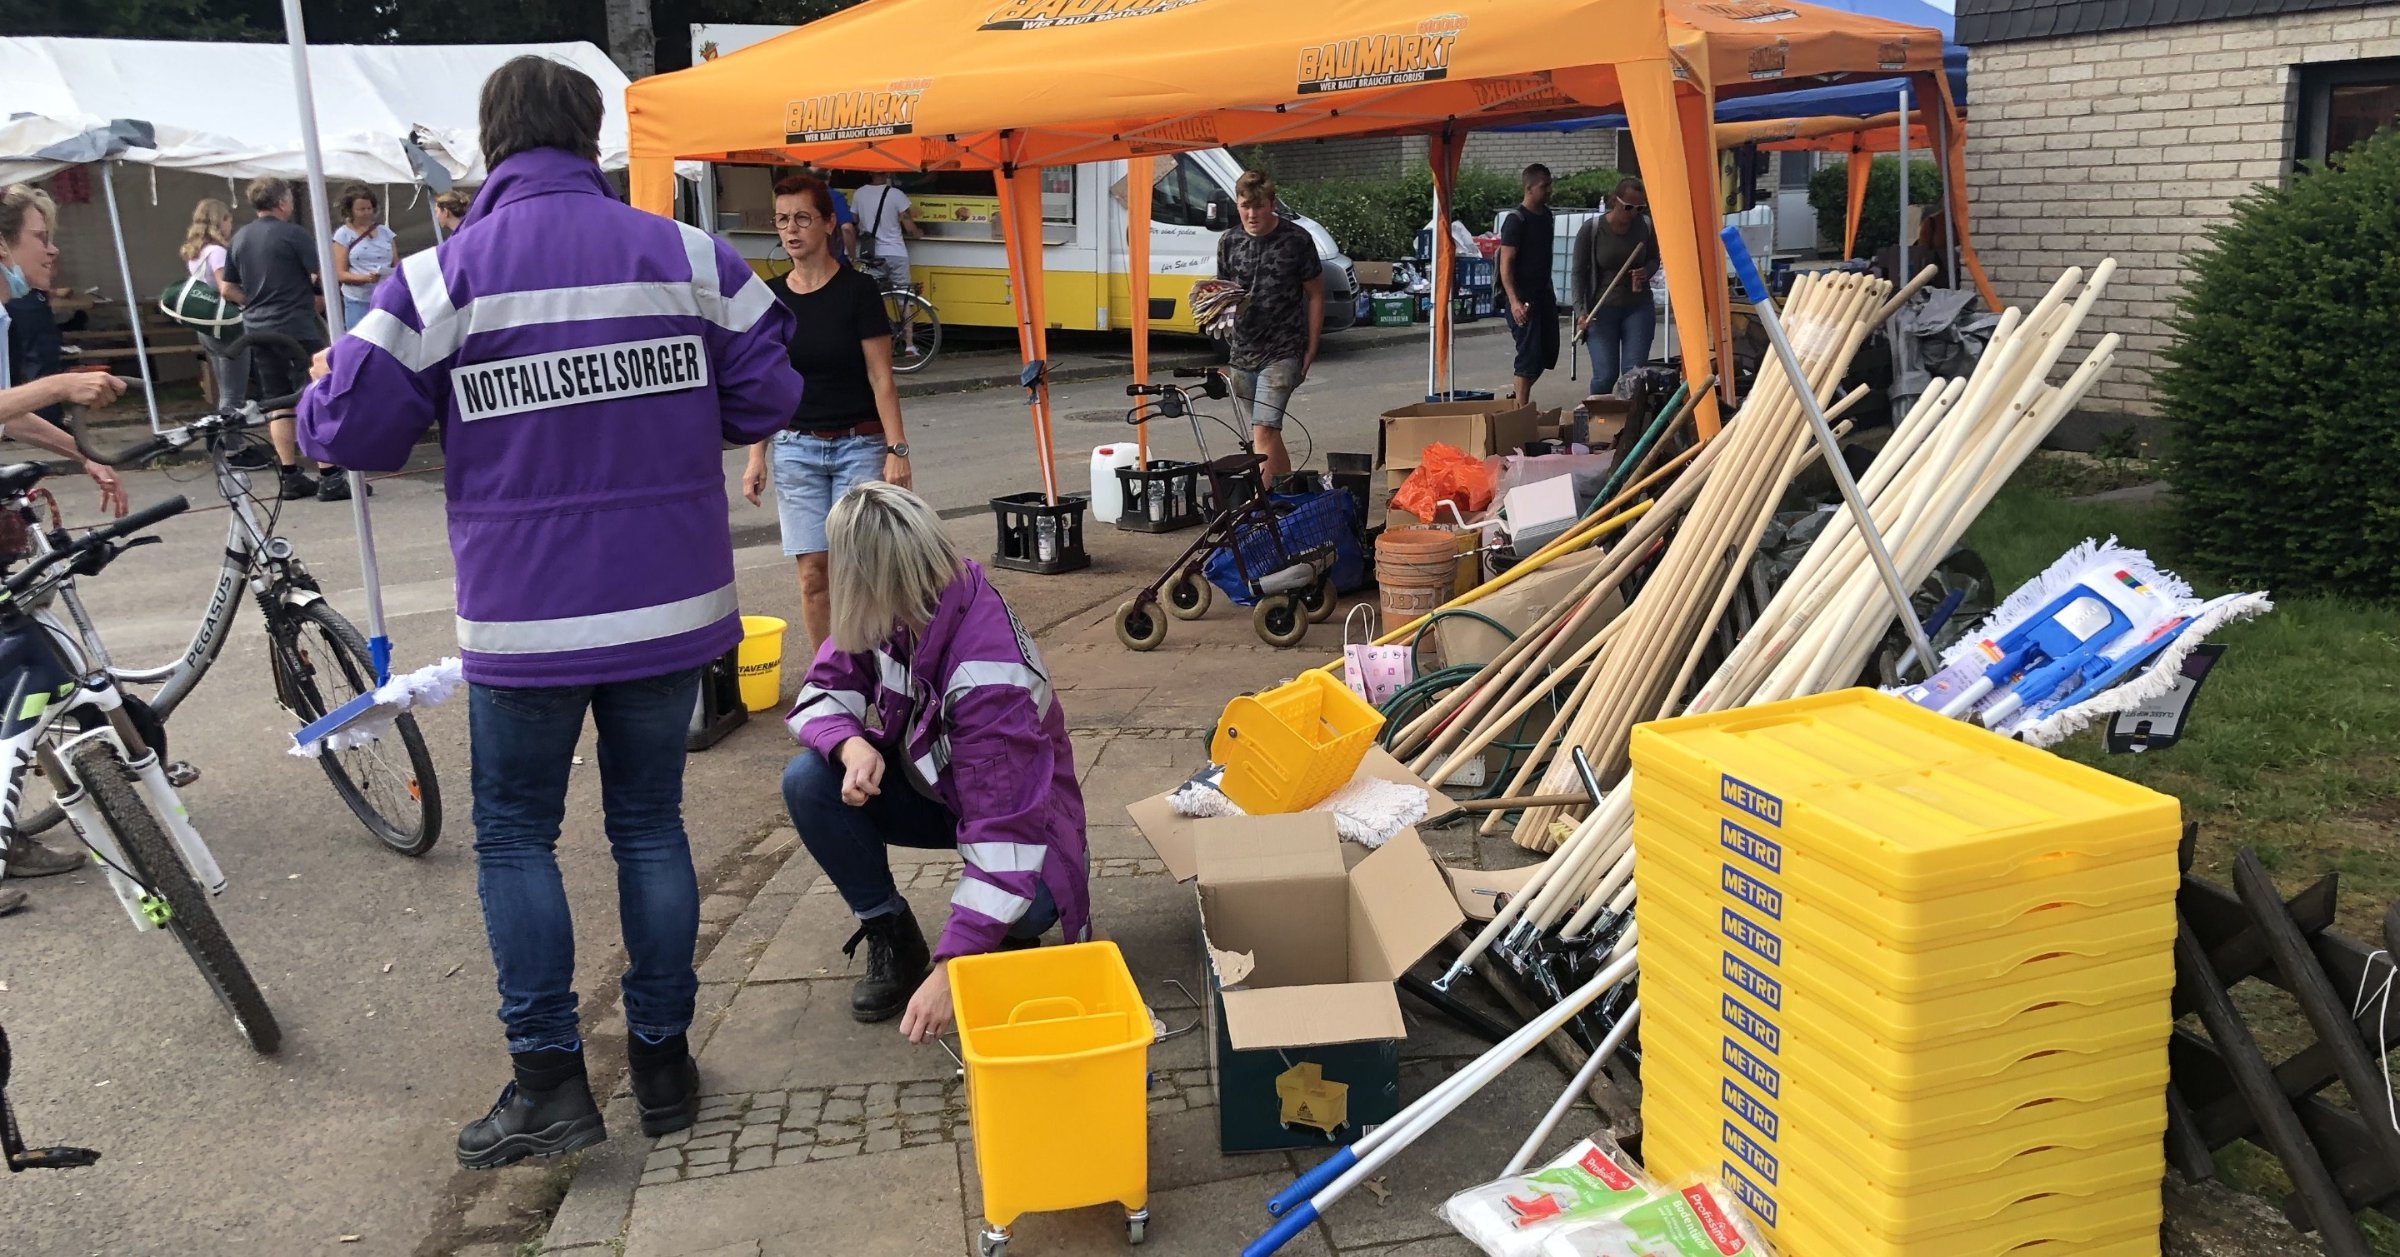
[1569,402,1591,448]
[1036,516,1058,564]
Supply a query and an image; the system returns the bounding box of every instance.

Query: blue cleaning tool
[1936,584,2132,720]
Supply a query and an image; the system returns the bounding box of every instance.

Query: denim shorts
[770,429,886,556]
[1230,356,1304,431]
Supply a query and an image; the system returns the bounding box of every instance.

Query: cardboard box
[1352,260,1396,289]
[1378,400,1542,473]
[1503,473,1581,554]
[1127,751,1466,1154]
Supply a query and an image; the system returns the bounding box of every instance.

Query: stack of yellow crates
[1627,689,2181,1257]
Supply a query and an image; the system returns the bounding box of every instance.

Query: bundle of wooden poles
[1416,260,2123,987]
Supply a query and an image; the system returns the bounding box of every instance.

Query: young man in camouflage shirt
[1214,171,1323,483]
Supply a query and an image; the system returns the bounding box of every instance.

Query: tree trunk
[605,0,655,79]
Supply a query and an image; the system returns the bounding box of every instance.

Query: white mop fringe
[1168,769,1430,848]
[288,657,465,758]
[2010,592,2272,747]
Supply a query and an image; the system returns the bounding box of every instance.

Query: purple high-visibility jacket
[298,147,802,688]
[787,561,1091,961]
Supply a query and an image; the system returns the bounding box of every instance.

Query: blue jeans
[341,295,373,335]
[470,669,704,1054]
[781,749,1058,938]
[1584,302,1657,392]
[770,429,886,556]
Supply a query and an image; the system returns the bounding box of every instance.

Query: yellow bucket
[736,615,788,713]
[952,941,1154,1231]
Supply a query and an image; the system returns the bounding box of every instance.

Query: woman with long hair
[180,197,250,409]
[329,183,396,333]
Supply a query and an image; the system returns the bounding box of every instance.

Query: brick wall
[1966,6,2400,415]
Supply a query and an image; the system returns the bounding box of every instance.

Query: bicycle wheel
[886,290,942,375]
[270,601,443,857]
[70,740,280,1055]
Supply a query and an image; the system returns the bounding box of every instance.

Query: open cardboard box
[1125,746,1461,882]
[1378,399,1542,473]
[1126,749,1467,1152]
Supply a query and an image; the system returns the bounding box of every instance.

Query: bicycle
[868,259,942,375]
[23,331,443,856]
[0,482,279,1053]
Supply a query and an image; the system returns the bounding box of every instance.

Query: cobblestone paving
[634,1069,1220,1188]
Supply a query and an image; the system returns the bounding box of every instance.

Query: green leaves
[2160,128,2400,600]
[1275,165,1627,261]
[1805,156,1943,260]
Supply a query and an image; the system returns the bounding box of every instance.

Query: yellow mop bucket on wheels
[736,616,787,713]
[953,941,1156,1256]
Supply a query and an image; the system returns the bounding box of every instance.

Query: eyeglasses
[773,212,823,229]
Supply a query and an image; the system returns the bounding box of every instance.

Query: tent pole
[97,162,162,435]
[1934,90,1957,288]
[1125,157,1154,465]
[280,0,389,683]
[1894,82,1913,396]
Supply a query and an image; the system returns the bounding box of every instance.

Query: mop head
[1895,538,2270,747]
[1167,764,1429,847]
[288,657,465,758]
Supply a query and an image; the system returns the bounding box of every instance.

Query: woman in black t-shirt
[742,173,915,651]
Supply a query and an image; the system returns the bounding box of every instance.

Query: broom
[279,0,462,756]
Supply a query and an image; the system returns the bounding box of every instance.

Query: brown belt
[790,420,884,440]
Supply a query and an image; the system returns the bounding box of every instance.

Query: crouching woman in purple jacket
[783,483,1091,1043]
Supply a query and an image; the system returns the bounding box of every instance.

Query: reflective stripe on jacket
[787,561,1091,960]
[297,147,803,687]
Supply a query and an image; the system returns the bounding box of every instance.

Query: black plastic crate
[989,492,1091,574]
[1114,459,1204,533]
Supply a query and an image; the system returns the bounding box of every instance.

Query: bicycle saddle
[0,463,45,497]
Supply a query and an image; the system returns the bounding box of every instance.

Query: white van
[687,26,1357,336]
[705,150,1359,336]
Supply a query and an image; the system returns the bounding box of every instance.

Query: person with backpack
[848,173,919,290]
[178,198,252,411]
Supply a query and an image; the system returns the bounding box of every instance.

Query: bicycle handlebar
[3,496,189,597]
[1172,367,1217,379]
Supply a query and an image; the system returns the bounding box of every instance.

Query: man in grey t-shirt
[221,177,347,503]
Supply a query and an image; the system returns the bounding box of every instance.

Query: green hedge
[1805,156,1943,259]
[1271,164,1628,262]
[2159,128,2400,599]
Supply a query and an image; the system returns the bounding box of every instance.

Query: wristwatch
[886,442,911,458]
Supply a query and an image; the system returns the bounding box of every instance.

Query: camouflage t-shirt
[1215,218,1323,371]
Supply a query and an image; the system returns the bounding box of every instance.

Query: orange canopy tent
[627,0,1734,504]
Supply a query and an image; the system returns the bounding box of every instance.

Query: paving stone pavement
[544,597,1588,1257]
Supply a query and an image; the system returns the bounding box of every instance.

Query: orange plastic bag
[1392,443,1496,523]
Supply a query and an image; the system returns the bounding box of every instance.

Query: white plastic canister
[1088,445,1142,523]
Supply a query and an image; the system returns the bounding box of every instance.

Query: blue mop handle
[1244,1202,1319,1257]
[1720,225,1771,303]
[369,636,393,688]
[1267,1148,1356,1217]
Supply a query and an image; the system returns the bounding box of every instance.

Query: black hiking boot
[277,468,317,501]
[455,1047,606,1170]
[4,838,85,879]
[843,908,931,1024]
[628,1031,701,1137]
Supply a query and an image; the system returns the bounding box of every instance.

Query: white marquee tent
[0,38,639,186]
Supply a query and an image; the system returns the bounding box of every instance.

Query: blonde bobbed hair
[825,482,963,654]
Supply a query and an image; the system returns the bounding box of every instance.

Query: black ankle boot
[843,909,931,1024]
[455,1046,606,1170]
[628,1031,700,1137]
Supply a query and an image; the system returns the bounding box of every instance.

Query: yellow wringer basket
[1210,671,1386,813]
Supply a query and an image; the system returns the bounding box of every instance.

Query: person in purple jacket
[782,483,1091,1041]
[297,57,804,1168]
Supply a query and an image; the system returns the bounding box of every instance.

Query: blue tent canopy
[1511,0,1965,134]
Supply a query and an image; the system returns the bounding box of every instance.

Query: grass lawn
[1964,459,2400,1251]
